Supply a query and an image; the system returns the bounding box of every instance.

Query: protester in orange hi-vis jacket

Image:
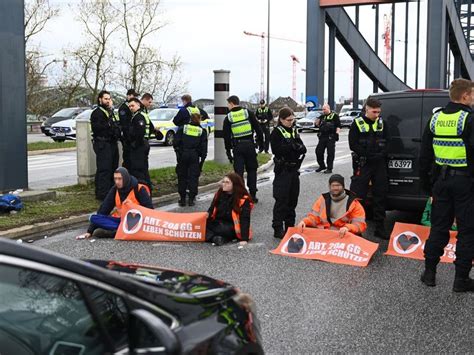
[296,174,366,238]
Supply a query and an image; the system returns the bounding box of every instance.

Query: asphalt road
[27,131,338,190]
[33,132,473,353]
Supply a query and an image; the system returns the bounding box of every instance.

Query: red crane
[290,55,300,101]
[243,31,305,101]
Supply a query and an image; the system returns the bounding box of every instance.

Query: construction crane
[290,55,300,101]
[243,31,305,101]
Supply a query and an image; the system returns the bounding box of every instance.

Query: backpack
[0,194,24,213]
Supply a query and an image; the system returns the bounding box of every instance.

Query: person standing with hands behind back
[270,107,307,239]
[315,103,341,174]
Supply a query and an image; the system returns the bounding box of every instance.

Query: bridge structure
[306,0,474,110]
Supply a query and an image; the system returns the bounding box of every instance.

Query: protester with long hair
[206,172,254,246]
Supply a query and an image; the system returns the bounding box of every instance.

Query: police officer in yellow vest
[127,97,153,191]
[173,112,208,207]
[224,95,264,202]
[349,97,389,239]
[315,103,341,174]
[172,94,209,127]
[256,99,273,153]
[90,90,121,200]
[420,78,474,293]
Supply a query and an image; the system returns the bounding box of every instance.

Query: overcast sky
[32,0,433,104]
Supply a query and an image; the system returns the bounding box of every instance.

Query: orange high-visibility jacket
[301,191,366,234]
[112,184,150,217]
[210,195,254,240]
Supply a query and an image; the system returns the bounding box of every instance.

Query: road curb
[1,157,274,240]
[28,147,76,156]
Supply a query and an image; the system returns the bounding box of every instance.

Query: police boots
[178,195,186,207]
[273,227,285,239]
[420,269,436,287]
[188,195,196,207]
[453,277,474,292]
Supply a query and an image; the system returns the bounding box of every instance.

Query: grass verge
[0,153,271,232]
[28,141,76,151]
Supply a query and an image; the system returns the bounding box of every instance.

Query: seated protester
[297,174,366,238]
[206,172,253,246]
[421,197,457,231]
[80,167,153,239]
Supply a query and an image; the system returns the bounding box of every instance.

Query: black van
[371,89,450,212]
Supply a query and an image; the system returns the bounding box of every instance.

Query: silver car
[296,110,323,133]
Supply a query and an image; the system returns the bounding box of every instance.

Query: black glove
[154,128,164,140]
[291,141,305,154]
[174,149,181,162]
[226,150,234,164]
[335,133,339,142]
[199,159,205,172]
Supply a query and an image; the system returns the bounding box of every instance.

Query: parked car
[50,109,93,142]
[296,110,323,133]
[0,239,264,354]
[369,89,450,212]
[339,109,362,128]
[41,107,89,137]
[200,105,215,134]
[149,107,179,146]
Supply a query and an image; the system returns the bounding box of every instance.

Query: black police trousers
[176,150,201,198]
[93,140,119,200]
[272,167,300,230]
[425,173,474,278]
[129,140,151,190]
[259,124,270,152]
[316,135,336,170]
[233,140,258,196]
[350,158,388,223]
[205,220,236,243]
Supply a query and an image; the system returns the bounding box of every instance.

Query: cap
[329,174,345,187]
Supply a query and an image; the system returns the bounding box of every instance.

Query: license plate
[388,160,412,169]
[55,132,66,137]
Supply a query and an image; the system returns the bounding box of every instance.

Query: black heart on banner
[126,212,141,231]
[397,234,419,251]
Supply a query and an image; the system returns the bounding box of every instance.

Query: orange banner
[385,222,457,263]
[115,201,207,242]
[270,227,379,267]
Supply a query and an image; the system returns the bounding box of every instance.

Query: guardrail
[26,122,42,133]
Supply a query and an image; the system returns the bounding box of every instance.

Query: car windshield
[52,108,78,118]
[150,109,177,121]
[306,111,322,120]
[203,105,214,114]
[75,109,92,120]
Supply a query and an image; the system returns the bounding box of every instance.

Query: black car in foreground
[0,239,263,354]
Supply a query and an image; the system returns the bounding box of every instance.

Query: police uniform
[90,105,120,200]
[127,110,153,190]
[223,107,264,200]
[348,114,389,238]
[118,101,133,168]
[173,122,208,205]
[316,111,341,172]
[420,102,474,290]
[172,102,209,127]
[270,124,306,238]
[255,106,273,153]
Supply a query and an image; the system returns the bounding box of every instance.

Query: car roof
[0,239,191,307]
[371,89,449,99]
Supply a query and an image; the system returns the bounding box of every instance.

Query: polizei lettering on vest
[436,120,457,128]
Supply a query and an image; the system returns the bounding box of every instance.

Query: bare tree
[24,0,59,45]
[155,55,188,105]
[119,0,166,91]
[75,0,120,103]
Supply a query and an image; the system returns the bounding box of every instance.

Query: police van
[370,89,450,211]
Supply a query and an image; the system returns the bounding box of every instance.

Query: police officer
[127,97,152,190]
[172,94,209,127]
[315,103,341,173]
[224,95,264,202]
[255,99,273,153]
[270,107,306,239]
[420,78,474,292]
[349,97,389,239]
[173,113,208,207]
[118,89,139,169]
[90,90,120,200]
